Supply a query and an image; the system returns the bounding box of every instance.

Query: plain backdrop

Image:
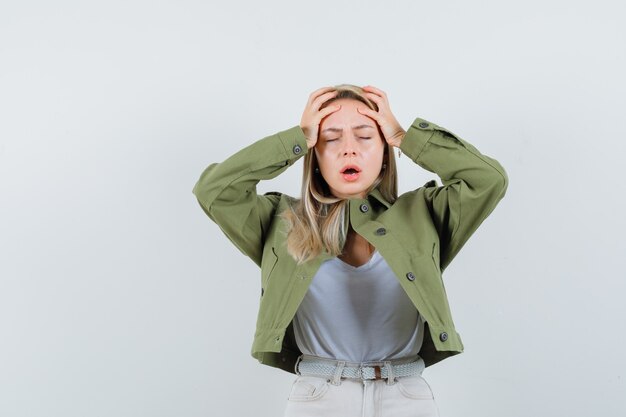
[1,1,625,416]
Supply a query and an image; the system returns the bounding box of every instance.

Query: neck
[344,226,374,256]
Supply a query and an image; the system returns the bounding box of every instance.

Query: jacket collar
[366,187,391,210]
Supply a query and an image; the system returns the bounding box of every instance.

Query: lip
[342,171,360,182]
[340,164,362,182]
[339,164,362,174]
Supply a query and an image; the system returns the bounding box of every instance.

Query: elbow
[191,163,220,210]
[496,164,509,199]
[484,157,508,199]
[478,163,508,204]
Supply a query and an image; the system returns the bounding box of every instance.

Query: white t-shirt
[293,250,424,362]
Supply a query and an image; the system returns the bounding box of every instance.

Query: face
[315,98,385,199]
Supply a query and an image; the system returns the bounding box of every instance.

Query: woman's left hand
[357,85,406,148]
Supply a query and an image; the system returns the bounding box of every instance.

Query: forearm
[191,125,309,266]
[192,125,309,212]
[399,117,508,191]
[399,117,508,271]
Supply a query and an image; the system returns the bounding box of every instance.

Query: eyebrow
[321,124,374,134]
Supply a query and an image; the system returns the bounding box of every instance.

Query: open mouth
[340,165,361,181]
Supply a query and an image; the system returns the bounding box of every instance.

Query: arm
[399,117,509,272]
[191,125,309,267]
[193,87,341,267]
[349,85,507,272]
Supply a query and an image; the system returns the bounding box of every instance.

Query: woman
[192,84,508,416]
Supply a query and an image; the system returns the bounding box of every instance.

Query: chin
[332,187,368,199]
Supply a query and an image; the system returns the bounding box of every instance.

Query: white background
[1,1,625,416]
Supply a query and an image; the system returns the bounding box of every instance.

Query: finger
[363,91,384,106]
[312,90,338,110]
[363,87,389,107]
[318,104,342,119]
[308,86,336,106]
[309,86,334,99]
[357,106,381,123]
[363,85,387,98]
[363,92,390,114]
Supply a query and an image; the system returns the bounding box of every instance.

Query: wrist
[299,126,317,149]
[389,130,406,148]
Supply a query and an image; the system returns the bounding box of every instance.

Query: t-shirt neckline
[334,250,381,272]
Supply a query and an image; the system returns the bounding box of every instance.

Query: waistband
[294,354,425,385]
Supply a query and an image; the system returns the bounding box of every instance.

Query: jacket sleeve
[399,117,509,272]
[191,125,309,267]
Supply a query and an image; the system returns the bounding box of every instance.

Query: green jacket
[192,117,508,374]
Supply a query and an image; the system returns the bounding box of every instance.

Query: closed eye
[325,137,371,142]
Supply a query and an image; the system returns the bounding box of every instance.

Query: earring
[382,163,387,169]
[315,167,320,174]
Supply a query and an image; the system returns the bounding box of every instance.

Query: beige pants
[282,374,440,417]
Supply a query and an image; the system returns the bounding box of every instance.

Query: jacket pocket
[261,246,279,293]
[431,241,440,272]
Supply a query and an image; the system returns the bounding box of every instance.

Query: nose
[341,135,357,157]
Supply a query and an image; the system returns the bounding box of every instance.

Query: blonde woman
[192,84,508,416]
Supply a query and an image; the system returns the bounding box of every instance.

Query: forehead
[320,99,374,131]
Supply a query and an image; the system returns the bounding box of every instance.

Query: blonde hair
[280,84,398,264]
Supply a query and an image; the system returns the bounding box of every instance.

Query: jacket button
[439,332,448,342]
[406,272,415,281]
[418,122,429,128]
[360,204,369,213]
[375,227,386,236]
[293,144,302,154]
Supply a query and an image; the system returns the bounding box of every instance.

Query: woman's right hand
[300,87,342,149]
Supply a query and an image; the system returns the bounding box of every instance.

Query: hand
[300,87,343,149]
[357,85,405,148]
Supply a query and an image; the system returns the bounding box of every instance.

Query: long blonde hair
[280,84,399,264]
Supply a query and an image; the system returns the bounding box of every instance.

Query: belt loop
[384,361,395,385]
[330,361,346,386]
[294,355,303,376]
